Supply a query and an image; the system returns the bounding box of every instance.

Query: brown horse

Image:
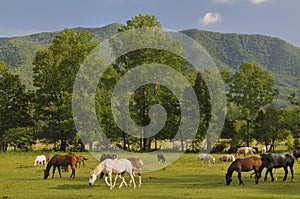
[44,154,77,179]
[76,155,88,168]
[226,156,262,185]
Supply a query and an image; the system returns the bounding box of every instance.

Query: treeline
[0,14,299,152]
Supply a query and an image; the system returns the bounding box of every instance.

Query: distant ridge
[0,23,299,108]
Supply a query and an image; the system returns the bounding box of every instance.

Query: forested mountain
[0,23,299,107]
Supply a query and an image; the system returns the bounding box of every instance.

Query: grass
[0,152,299,199]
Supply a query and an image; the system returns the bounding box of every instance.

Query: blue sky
[1,0,300,47]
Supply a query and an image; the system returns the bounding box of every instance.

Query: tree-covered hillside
[0,23,299,107]
[181,29,300,108]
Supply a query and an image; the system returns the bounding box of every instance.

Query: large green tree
[0,62,33,151]
[32,29,97,151]
[223,61,278,146]
[98,14,197,151]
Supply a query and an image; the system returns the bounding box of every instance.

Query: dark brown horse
[226,156,262,185]
[44,154,77,179]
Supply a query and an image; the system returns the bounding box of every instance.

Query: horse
[125,157,144,187]
[100,154,117,162]
[89,158,136,190]
[260,153,294,182]
[44,154,77,179]
[198,154,215,167]
[34,155,47,167]
[225,156,262,185]
[293,149,300,160]
[236,147,256,157]
[219,154,235,170]
[157,153,166,164]
[76,155,88,168]
[261,146,267,154]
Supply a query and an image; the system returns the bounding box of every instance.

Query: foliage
[0,65,33,151]
[2,127,34,151]
[223,62,278,146]
[32,29,98,151]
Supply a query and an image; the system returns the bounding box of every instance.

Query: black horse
[260,153,294,182]
[293,149,300,160]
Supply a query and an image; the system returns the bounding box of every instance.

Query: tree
[223,61,278,146]
[98,14,197,151]
[2,127,34,151]
[254,105,289,152]
[0,62,33,151]
[32,29,98,151]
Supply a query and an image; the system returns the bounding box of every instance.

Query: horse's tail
[83,156,88,160]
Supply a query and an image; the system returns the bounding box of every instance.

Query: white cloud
[249,0,270,4]
[212,0,234,4]
[198,12,223,27]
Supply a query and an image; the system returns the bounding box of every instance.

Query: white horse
[219,154,235,170]
[198,154,215,167]
[89,158,136,190]
[34,155,47,167]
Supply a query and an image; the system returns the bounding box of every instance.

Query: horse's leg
[254,170,260,184]
[138,173,142,187]
[283,166,288,181]
[129,173,136,189]
[238,171,244,185]
[52,166,56,178]
[104,176,110,187]
[118,174,127,189]
[70,165,75,179]
[113,174,119,188]
[269,169,274,181]
[58,166,62,178]
[109,173,113,191]
[264,169,269,181]
[290,165,294,181]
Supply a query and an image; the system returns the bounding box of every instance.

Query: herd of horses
[35,148,300,190]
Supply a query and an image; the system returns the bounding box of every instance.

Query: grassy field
[0,152,299,199]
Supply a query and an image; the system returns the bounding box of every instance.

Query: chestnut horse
[44,154,77,179]
[226,156,262,185]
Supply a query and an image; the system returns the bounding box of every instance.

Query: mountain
[0,23,299,108]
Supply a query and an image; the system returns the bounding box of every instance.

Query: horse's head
[89,172,97,186]
[225,173,232,185]
[43,170,49,179]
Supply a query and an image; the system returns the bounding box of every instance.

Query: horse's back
[236,156,262,171]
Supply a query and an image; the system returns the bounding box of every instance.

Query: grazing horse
[293,149,300,160]
[76,155,88,168]
[236,147,256,157]
[34,155,47,167]
[44,154,77,179]
[198,154,215,167]
[260,153,294,182]
[219,154,235,170]
[89,158,136,190]
[157,153,166,164]
[100,154,117,162]
[126,157,144,187]
[226,156,262,185]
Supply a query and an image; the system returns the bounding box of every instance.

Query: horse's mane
[92,162,105,176]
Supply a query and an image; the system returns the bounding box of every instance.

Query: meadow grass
[0,152,299,199]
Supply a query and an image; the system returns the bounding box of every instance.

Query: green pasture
[0,152,299,199]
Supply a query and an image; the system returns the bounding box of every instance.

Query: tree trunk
[122,132,127,150]
[89,142,93,152]
[60,136,66,152]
